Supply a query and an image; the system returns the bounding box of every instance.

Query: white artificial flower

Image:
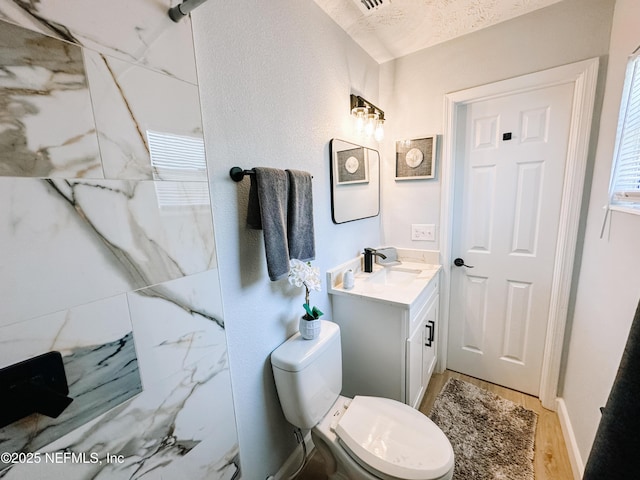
[288,259,308,288]
[288,259,324,320]
[288,259,322,293]
[306,266,321,291]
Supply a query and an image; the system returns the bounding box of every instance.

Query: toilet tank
[271,320,342,429]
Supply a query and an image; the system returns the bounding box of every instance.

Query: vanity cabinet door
[406,321,425,409]
[422,294,439,388]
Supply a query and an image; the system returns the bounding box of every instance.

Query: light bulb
[352,107,368,136]
[374,119,384,142]
[355,111,365,135]
[364,113,377,138]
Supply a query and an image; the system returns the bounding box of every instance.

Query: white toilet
[271,320,454,480]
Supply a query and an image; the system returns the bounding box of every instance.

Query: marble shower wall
[0,21,100,178]
[0,1,239,479]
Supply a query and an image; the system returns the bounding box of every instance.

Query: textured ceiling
[314,0,564,63]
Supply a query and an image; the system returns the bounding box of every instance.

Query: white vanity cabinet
[331,273,439,408]
[406,290,438,408]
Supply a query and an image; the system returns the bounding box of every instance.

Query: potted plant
[288,259,323,339]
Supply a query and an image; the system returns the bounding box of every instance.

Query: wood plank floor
[296,370,574,479]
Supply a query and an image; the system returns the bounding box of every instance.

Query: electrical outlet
[411,224,436,241]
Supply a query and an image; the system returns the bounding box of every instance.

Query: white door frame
[439,58,599,410]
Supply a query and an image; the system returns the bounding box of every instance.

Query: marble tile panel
[0,295,142,459]
[1,352,239,480]
[83,50,205,181]
[0,295,133,367]
[0,19,102,178]
[0,0,197,84]
[127,269,225,388]
[155,430,239,480]
[0,177,215,326]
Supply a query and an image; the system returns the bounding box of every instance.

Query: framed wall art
[395,136,437,180]
[335,146,369,185]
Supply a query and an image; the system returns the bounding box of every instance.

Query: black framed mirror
[329,138,380,224]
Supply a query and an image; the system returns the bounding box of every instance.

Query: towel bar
[230,167,312,182]
[229,167,254,182]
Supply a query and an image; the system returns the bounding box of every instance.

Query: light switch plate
[411,224,436,241]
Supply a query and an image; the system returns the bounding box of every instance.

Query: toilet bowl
[271,320,454,480]
[312,395,454,480]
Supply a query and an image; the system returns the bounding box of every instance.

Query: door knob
[454,258,474,268]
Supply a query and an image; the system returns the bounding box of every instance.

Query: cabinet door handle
[425,320,435,347]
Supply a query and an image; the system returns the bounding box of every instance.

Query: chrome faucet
[363,248,387,273]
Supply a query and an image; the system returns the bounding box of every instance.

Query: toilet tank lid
[271,320,340,372]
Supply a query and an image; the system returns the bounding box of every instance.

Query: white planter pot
[299,317,321,340]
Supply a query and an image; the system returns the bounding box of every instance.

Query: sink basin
[327,255,441,306]
[328,254,441,306]
[366,267,420,286]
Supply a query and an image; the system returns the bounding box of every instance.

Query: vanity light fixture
[350,94,385,142]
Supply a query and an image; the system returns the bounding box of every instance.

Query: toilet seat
[332,396,454,480]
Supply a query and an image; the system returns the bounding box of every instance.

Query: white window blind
[147,130,207,182]
[610,52,640,206]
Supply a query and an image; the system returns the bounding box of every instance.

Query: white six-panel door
[447,82,574,396]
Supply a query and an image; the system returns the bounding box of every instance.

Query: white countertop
[327,256,441,308]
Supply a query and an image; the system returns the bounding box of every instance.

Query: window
[609,51,640,211]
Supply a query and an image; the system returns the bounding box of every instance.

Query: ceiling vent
[353,0,391,15]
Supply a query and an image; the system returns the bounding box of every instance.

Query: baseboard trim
[557,398,585,480]
[269,431,314,480]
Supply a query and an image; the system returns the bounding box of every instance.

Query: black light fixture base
[350,94,385,120]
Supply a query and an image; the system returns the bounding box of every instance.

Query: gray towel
[286,169,315,262]
[247,167,290,281]
[583,298,640,479]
